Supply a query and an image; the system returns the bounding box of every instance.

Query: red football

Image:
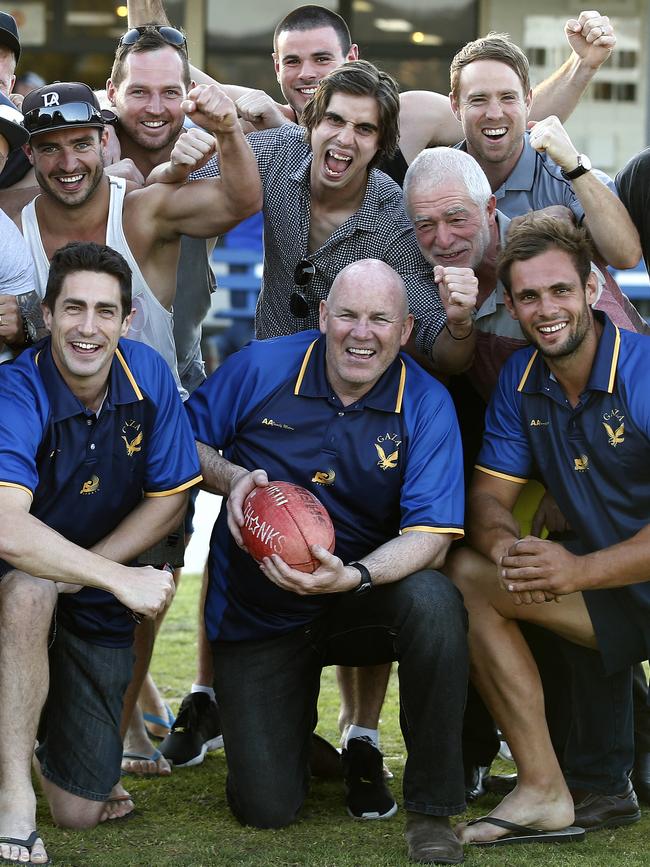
[241,481,335,573]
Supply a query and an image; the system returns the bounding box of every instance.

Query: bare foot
[121,748,171,777]
[455,781,575,844]
[138,673,173,739]
[122,706,172,777]
[100,783,135,822]
[0,830,49,865]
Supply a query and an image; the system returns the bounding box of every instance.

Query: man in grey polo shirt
[449,32,640,270]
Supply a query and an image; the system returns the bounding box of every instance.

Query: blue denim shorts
[36,621,133,801]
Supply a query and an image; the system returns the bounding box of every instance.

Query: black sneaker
[159,692,224,767]
[341,736,397,820]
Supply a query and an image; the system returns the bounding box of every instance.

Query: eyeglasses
[23,102,106,133]
[291,260,316,318]
[119,25,187,51]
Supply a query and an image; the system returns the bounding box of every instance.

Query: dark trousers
[212,570,468,828]
[561,640,634,793]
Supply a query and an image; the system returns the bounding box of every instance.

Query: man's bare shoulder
[0,186,39,225]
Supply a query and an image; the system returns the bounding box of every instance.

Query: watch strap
[561,155,591,181]
[349,561,372,594]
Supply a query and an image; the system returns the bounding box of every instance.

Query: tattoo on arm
[17,290,48,339]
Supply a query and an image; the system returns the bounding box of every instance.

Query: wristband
[445,321,474,340]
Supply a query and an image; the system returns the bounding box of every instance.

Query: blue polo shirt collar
[518,312,620,397]
[293,334,406,412]
[35,338,144,422]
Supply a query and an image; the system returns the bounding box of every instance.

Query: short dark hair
[44,241,133,320]
[450,32,530,103]
[301,60,400,168]
[497,215,593,295]
[110,25,191,90]
[273,5,351,55]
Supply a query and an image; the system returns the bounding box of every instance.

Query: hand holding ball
[240,481,335,573]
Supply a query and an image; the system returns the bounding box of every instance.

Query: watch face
[579,154,592,172]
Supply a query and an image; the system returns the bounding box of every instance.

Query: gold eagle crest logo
[375,442,399,471]
[603,421,624,447]
[121,420,143,457]
[80,475,100,494]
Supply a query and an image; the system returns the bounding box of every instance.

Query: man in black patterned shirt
[163,60,479,375]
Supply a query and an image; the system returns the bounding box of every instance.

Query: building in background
[6,1,647,173]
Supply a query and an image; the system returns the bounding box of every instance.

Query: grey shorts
[36,621,133,801]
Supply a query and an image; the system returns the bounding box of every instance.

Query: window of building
[526,46,546,66]
[593,81,637,103]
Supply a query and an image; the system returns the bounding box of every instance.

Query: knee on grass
[49,797,105,830]
[231,793,302,830]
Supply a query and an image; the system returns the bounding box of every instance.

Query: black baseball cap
[22,81,116,135]
[0,90,28,150]
[0,12,20,62]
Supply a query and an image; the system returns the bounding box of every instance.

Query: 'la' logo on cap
[42,92,59,107]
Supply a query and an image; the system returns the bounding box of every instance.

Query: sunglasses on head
[23,102,106,133]
[119,25,187,51]
[290,260,316,319]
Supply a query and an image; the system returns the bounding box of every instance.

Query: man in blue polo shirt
[450,216,649,847]
[0,241,201,867]
[187,259,468,864]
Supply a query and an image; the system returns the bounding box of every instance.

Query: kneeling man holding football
[186,259,468,864]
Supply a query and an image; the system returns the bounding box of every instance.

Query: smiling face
[452,59,531,174]
[504,248,598,359]
[319,263,413,405]
[274,26,357,116]
[309,92,379,197]
[409,181,496,270]
[107,46,188,154]
[43,270,132,399]
[27,126,108,207]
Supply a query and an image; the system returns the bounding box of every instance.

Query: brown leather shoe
[405,813,464,864]
[571,780,641,831]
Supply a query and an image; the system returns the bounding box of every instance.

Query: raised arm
[528,115,641,268]
[127,0,293,129]
[530,11,615,123]
[146,83,262,238]
[397,90,463,160]
[394,10,616,167]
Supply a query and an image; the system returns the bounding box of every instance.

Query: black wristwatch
[561,153,592,181]
[349,562,372,595]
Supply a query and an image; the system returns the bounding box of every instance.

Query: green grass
[37,573,650,866]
